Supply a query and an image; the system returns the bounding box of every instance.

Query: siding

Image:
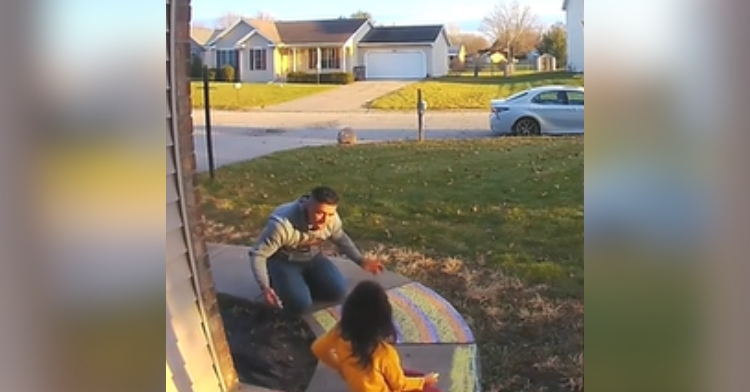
[565,0,584,71]
[431,33,450,77]
[239,33,275,83]
[166,1,226,391]
[345,21,373,71]
[213,21,255,50]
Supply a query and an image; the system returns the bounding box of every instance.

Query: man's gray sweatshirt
[248,197,363,289]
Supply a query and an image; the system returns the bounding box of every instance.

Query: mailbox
[417,100,428,115]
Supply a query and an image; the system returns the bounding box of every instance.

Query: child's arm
[311,328,342,373]
[380,345,426,392]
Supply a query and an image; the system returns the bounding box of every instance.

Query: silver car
[489,85,584,136]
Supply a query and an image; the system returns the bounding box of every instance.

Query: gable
[211,21,255,49]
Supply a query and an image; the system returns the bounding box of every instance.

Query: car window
[567,91,584,105]
[532,91,566,105]
[506,92,528,102]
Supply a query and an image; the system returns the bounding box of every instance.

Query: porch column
[292,48,297,72]
[316,47,322,72]
[341,46,346,72]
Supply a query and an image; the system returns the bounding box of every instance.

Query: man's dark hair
[310,186,339,205]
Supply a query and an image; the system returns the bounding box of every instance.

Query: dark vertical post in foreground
[202,65,216,179]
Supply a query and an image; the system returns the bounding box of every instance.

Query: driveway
[261,80,411,112]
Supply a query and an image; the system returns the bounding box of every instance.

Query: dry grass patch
[362,245,583,391]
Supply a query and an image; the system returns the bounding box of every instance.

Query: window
[216,50,238,69]
[506,92,528,102]
[532,91,567,105]
[567,91,584,105]
[249,49,267,71]
[307,48,341,70]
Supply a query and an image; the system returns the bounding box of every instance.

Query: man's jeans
[268,254,347,315]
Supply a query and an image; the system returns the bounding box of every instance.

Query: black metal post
[202,66,216,179]
[417,89,425,142]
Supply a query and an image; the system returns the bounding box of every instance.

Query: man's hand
[262,287,283,309]
[360,257,385,275]
[424,372,440,386]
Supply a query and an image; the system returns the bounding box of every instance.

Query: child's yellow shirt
[311,327,425,392]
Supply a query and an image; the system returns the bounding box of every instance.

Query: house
[448,45,466,64]
[189,26,222,61]
[192,18,450,82]
[168,1,238,391]
[563,0,584,72]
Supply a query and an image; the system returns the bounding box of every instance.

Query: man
[248,186,384,315]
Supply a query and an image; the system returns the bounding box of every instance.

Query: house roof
[191,26,223,45]
[244,19,281,43]
[360,25,444,44]
[274,18,369,44]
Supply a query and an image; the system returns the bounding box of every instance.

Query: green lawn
[369,71,584,111]
[191,82,336,110]
[197,138,584,391]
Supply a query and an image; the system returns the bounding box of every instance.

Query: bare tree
[254,11,275,21]
[480,0,542,59]
[465,34,491,54]
[215,12,243,29]
[446,23,461,44]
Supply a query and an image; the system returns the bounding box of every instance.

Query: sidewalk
[207,244,480,392]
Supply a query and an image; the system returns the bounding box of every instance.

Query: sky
[191,0,567,33]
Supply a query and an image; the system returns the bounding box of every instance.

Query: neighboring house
[190,26,222,61]
[193,18,450,82]
[563,0,584,72]
[448,45,466,64]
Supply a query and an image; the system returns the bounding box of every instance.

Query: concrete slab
[306,282,474,345]
[262,81,412,112]
[305,344,480,392]
[208,243,410,306]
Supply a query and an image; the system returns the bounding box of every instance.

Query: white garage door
[366,51,426,79]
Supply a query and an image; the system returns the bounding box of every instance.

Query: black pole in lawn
[202,65,216,179]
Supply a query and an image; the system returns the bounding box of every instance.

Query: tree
[215,12,243,29]
[536,23,567,65]
[350,10,373,20]
[254,11,275,21]
[446,23,461,44]
[213,11,274,29]
[452,33,491,55]
[444,24,490,55]
[480,0,542,59]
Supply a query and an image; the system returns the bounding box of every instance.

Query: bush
[190,54,204,79]
[450,58,466,72]
[208,68,218,81]
[287,72,354,85]
[220,65,236,82]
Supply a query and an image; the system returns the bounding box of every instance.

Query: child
[311,280,441,392]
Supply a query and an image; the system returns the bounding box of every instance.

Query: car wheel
[512,117,541,136]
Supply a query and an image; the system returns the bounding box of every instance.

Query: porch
[277,46,354,76]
